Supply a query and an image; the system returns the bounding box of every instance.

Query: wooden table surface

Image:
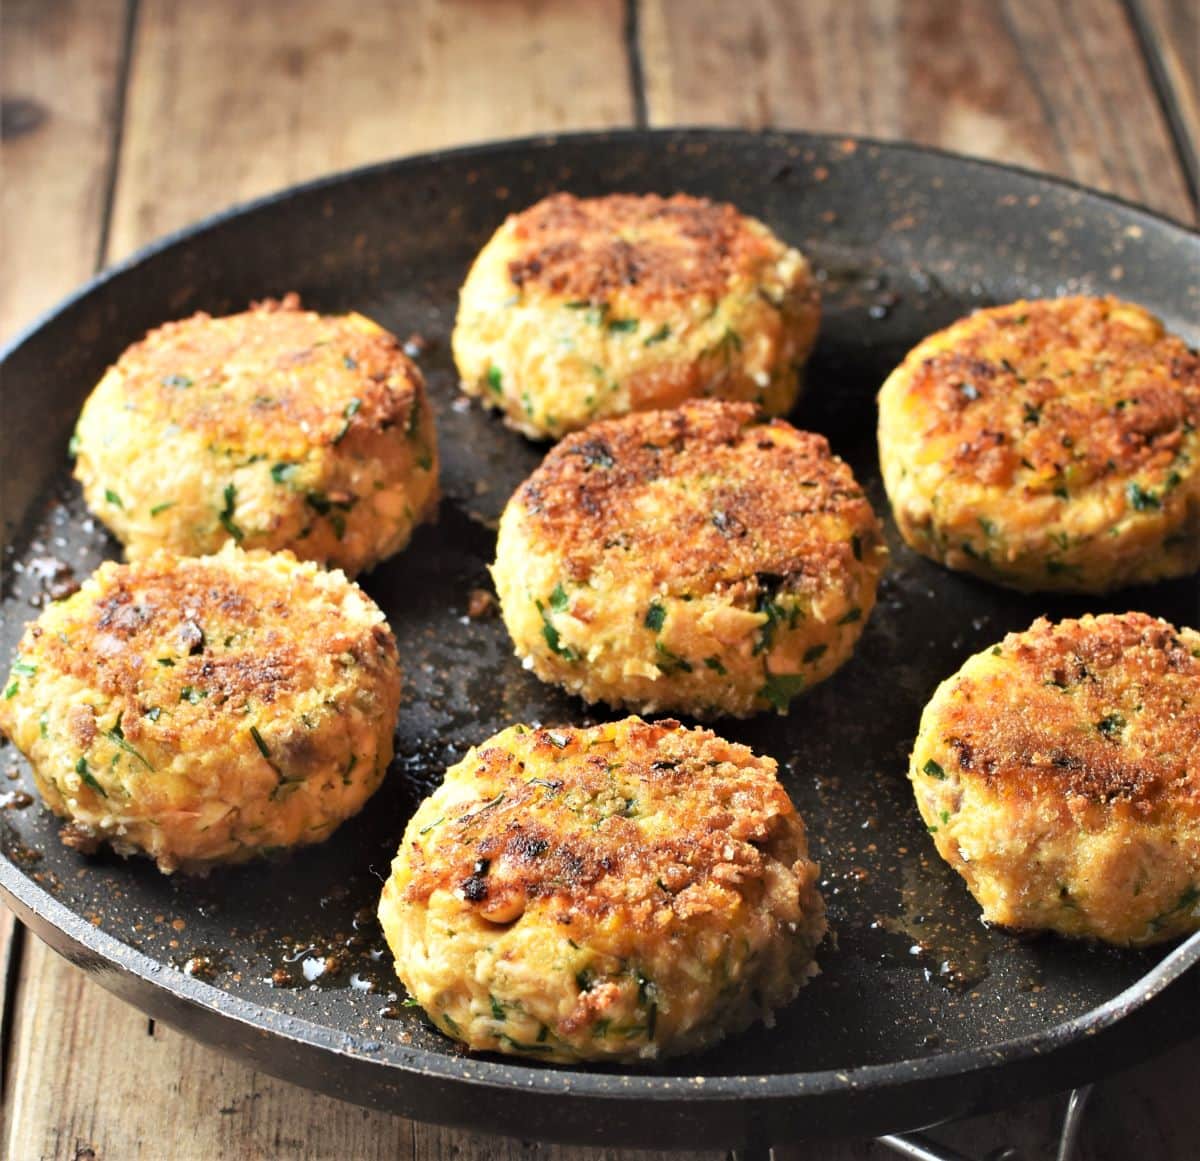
[1,2,1197,1158]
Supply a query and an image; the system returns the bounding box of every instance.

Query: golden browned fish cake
[0,545,401,873]
[377,716,826,1063]
[910,612,1200,945]
[492,400,886,718]
[452,193,820,439]
[877,296,1200,592]
[72,295,439,577]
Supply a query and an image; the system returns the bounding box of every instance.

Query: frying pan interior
[1,131,1198,1148]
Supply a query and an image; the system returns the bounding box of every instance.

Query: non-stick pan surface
[1,131,1198,1151]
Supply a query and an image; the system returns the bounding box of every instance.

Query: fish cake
[377,716,826,1063]
[910,612,1200,945]
[72,294,439,577]
[492,400,887,718]
[877,296,1200,592]
[0,545,402,873]
[452,193,820,439]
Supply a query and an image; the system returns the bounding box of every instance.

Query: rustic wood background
[1,2,1197,1158]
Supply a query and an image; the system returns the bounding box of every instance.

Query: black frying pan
[1,130,1197,1152]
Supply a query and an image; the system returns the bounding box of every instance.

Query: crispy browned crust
[514,399,882,597]
[933,613,1200,814]
[899,297,1199,492]
[105,294,424,452]
[503,193,786,304]
[401,718,803,932]
[19,552,398,744]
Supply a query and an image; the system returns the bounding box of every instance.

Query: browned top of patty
[503,193,787,305]
[400,718,805,931]
[511,400,882,598]
[932,613,1200,813]
[4,550,398,761]
[894,297,1199,492]
[100,294,424,455]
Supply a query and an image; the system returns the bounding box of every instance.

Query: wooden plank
[105,0,633,262]
[640,0,1194,223]
[0,0,128,341]
[1134,0,1200,212]
[3,941,725,1161]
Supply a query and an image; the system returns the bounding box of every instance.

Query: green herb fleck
[486,365,503,395]
[105,489,124,509]
[490,995,506,1020]
[922,759,946,780]
[607,317,638,334]
[1126,482,1161,511]
[760,673,805,711]
[76,757,107,797]
[249,725,272,759]
[179,686,207,704]
[644,601,666,632]
[342,353,358,370]
[654,641,692,674]
[643,324,671,346]
[271,462,299,485]
[149,501,176,517]
[1096,713,1126,738]
[1022,402,1042,425]
[803,644,827,663]
[332,397,362,444]
[704,656,727,675]
[156,658,175,667]
[837,607,862,625]
[161,374,192,389]
[535,599,578,661]
[146,707,162,723]
[417,816,444,836]
[549,583,570,612]
[4,680,19,699]
[219,483,244,541]
[12,661,36,678]
[105,714,154,771]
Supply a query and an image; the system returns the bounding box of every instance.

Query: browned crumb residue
[515,399,882,595]
[402,718,802,933]
[504,193,782,304]
[901,297,1199,489]
[938,613,1200,811]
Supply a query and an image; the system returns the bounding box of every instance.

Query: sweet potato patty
[452,192,820,438]
[377,716,826,1063]
[910,612,1200,945]
[877,296,1200,592]
[0,545,402,872]
[72,294,439,576]
[492,400,886,718]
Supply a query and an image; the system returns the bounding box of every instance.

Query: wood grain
[0,0,128,341]
[1133,0,1200,211]
[640,0,1195,223]
[105,0,633,263]
[2,940,723,1161]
